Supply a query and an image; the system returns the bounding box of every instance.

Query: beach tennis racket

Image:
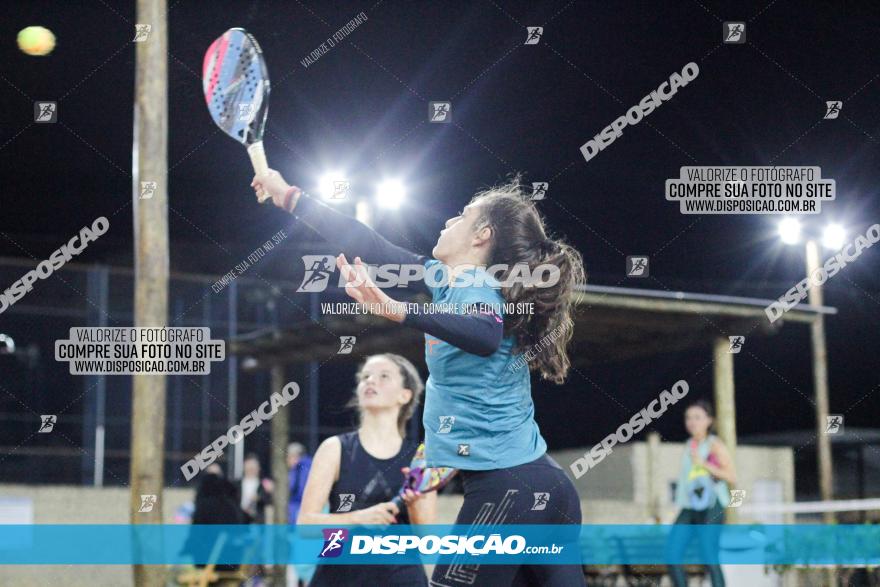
[202,28,272,202]
[391,443,458,509]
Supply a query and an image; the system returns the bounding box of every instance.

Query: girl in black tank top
[327,431,419,524]
[299,354,436,587]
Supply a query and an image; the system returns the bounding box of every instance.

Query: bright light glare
[822,224,846,250]
[778,218,801,245]
[375,179,406,209]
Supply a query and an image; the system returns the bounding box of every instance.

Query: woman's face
[356,357,411,411]
[685,406,712,437]
[432,204,484,263]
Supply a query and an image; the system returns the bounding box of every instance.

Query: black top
[328,431,419,524]
[294,194,504,356]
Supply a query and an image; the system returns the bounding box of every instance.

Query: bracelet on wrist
[283,186,301,212]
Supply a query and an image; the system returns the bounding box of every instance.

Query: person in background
[667,399,737,587]
[236,452,274,524]
[287,442,312,524]
[298,353,436,586]
[182,464,246,572]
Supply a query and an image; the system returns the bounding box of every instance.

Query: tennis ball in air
[17,26,56,56]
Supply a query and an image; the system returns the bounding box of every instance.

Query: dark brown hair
[469,174,586,384]
[348,353,424,436]
[686,399,716,432]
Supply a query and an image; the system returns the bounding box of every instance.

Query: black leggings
[431,454,585,587]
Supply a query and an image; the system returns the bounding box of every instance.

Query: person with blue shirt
[667,400,737,587]
[252,170,587,586]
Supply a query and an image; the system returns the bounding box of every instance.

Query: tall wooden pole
[805,239,834,523]
[712,336,737,523]
[270,363,290,587]
[131,1,168,586]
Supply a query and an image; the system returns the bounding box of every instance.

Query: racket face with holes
[202,28,270,146]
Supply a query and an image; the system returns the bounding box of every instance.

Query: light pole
[778,219,842,523]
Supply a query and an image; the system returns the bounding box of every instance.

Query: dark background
[0,1,877,491]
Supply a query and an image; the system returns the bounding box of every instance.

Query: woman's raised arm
[253,170,431,295]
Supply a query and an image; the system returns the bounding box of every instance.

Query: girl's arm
[337,255,505,357]
[705,439,737,485]
[403,490,437,525]
[252,170,431,296]
[297,436,399,526]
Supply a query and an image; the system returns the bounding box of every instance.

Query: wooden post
[646,431,661,523]
[713,336,737,523]
[271,363,290,586]
[131,1,168,586]
[805,239,834,524]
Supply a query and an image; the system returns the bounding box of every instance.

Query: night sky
[1,1,878,485]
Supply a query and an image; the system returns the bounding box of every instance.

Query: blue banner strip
[1,524,879,565]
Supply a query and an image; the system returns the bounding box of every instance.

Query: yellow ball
[17,26,55,56]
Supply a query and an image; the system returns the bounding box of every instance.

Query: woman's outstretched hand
[251,169,301,212]
[336,253,407,323]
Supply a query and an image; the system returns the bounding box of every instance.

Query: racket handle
[391,494,405,510]
[247,141,271,203]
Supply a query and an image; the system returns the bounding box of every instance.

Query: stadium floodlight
[778,218,801,245]
[375,179,406,209]
[0,334,15,355]
[821,223,846,250]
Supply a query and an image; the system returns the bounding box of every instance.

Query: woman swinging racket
[253,170,587,586]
